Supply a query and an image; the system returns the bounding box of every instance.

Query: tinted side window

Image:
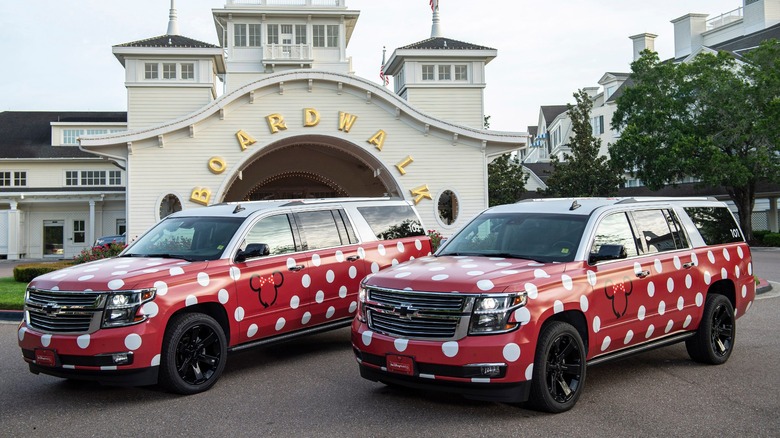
[631,209,678,253]
[357,205,425,240]
[684,207,744,244]
[295,210,343,250]
[246,214,297,255]
[591,212,639,258]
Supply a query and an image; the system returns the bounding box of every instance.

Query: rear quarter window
[683,207,744,244]
[357,205,425,240]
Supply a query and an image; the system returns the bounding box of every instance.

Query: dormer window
[143,62,197,81]
[163,63,177,79]
[145,63,159,79]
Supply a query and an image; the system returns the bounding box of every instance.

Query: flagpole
[431,0,442,38]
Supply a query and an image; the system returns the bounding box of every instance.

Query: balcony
[263,44,314,66]
[227,0,345,6]
[706,6,743,31]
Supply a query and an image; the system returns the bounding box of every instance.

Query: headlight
[469,293,527,335]
[102,289,156,328]
[356,286,368,322]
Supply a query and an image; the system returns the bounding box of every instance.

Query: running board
[587,332,695,367]
[228,318,352,353]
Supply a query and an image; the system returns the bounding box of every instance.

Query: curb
[0,310,22,323]
[757,277,773,295]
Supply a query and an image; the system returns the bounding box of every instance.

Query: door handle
[636,270,651,279]
[347,255,361,262]
[288,265,305,272]
[682,262,695,269]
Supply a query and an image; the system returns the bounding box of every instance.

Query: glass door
[43,220,64,257]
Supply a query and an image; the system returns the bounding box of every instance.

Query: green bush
[753,229,771,243]
[763,233,780,247]
[74,243,126,264]
[13,261,74,283]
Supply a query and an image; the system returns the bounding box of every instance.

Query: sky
[0,0,741,132]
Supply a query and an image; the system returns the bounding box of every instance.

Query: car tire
[527,321,586,413]
[685,294,735,365]
[159,312,227,395]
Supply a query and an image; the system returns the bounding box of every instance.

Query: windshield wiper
[122,253,195,262]
[490,253,548,263]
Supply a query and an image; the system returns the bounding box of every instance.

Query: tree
[543,89,623,197]
[488,153,528,206]
[610,40,780,241]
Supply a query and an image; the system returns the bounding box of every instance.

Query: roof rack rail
[615,196,718,204]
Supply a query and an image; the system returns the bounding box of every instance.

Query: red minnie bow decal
[605,277,633,318]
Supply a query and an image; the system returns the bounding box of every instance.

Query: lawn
[0,277,27,310]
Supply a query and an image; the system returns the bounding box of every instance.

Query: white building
[0,0,526,259]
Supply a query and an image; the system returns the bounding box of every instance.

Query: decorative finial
[167,0,180,36]
[431,0,442,38]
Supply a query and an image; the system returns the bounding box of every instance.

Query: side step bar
[587,332,695,367]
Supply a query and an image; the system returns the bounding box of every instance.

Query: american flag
[379,47,389,86]
[430,0,438,12]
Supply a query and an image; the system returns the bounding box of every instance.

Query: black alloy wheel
[528,321,586,413]
[686,294,735,365]
[160,313,227,394]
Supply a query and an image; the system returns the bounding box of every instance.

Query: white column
[769,197,779,233]
[8,200,20,260]
[89,200,96,246]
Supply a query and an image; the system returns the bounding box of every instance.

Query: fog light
[112,352,131,365]
[481,365,501,377]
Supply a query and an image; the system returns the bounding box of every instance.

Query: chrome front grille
[365,287,473,340]
[25,289,106,334]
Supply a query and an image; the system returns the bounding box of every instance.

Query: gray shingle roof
[711,22,780,57]
[398,37,494,51]
[114,34,219,49]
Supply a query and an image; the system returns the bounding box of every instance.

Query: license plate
[35,348,58,367]
[386,354,415,376]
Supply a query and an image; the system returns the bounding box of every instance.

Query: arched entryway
[222,135,401,202]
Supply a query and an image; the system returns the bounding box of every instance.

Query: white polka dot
[377,244,386,256]
[218,289,229,304]
[52,286,60,291]
[335,251,344,262]
[624,330,634,344]
[362,330,373,346]
[442,341,459,357]
[633,262,643,276]
[579,295,589,312]
[654,259,663,273]
[143,269,159,274]
[315,290,325,303]
[349,266,358,279]
[683,315,692,328]
[169,267,184,276]
[646,325,655,338]
[533,269,550,279]
[503,343,521,362]
[78,275,95,281]
[647,281,655,297]
[514,307,531,325]
[142,302,159,318]
[302,312,311,324]
[349,301,357,313]
[707,251,715,264]
[275,318,286,331]
[287,295,299,309]
[723,248,731,261]
[525,283,538,299]
[326,270,335,283]
[41,334,52,347]
[83,267,100,273]
[371,262,380,274]
[230,267,241,280]
[302,274,311,288]
[107,279,124,290]
[339,286,348,298]
[587,270,597,287]
[673,256,682,270]
[685,274,692,289]
[397,242,405,253]
[561,275,573,291]
[638,305,646,320]
[311,254,321,267]
[477,280,494,291]
[593,316,601,333]
[696,293,703,307]
[151,354,161,366]
[721,268,728,279]
[394,338,409,352]
[358,247,366,259]
[737,246,744,259]
[553,300,564,314]
[704,271,712,285]
[691,253,699,265]
[147,262,163,267]
[667,277,674,293]
[286,258,297,270]
[432,274,449,281]
[77,334,90,349]
[601,336,611,351]
[525,364,534,380]
[665,320,674,333]
[466,271,484,277]
[748,263,753,275]
[125,334,142,350]
[197,272,209,287]
[658,301,666,315]
[248,324,258,337]
[185,295,197,306]
[414,239,423,251]
[741,285,747,298]
[395,271,411,279]
[461,264,479,269]
[735,265,740,279]
[17,327,26,342]
[234,307,245,322]
[495,262,512,268]
[111,271,128,276]
[677,296,684,311]
[326,306,335,319]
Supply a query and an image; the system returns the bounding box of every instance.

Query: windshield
[123,216,245,262]
[438,212,588,263]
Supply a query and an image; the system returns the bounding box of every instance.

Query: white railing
[264,44,313,61]
[706,6,743,30]
[227,0,345,7]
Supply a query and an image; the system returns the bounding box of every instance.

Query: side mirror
[235,243,270,263]
[589,244,627,264]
